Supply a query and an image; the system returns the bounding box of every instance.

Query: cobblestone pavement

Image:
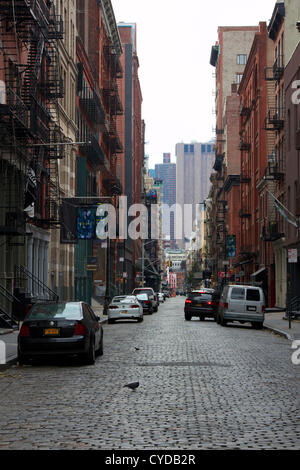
[0,297,300,450]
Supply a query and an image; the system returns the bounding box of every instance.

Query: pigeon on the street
[134,347,140,351]
[123,381,139,390]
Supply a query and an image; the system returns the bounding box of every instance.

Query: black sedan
[18,302,103,365]
[184,290,220,321]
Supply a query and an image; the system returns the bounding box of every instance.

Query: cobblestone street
[0,297,300,450]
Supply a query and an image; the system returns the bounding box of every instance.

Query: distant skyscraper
[155,153,176,245]
[176,142,215,249]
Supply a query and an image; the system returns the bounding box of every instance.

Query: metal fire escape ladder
[0,2,29,240]
[47,6,64,226]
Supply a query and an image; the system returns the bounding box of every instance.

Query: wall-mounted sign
[288,249,298,263]
[226,235,236,258]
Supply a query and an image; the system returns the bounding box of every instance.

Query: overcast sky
[111,0,276,169]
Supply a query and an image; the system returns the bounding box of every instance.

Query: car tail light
[154,296,157,301]
[109,306,118,310]
[224,302,228,309]
[130,305,139,309]
[74,322,86,336]
[145,300,151,305]
[19,324,30,337]
[262,306,265,312]
[25,304,32,316]
[185,299,192,304]
[207,301,217,306]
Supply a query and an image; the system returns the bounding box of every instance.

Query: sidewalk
[264,311,300,340]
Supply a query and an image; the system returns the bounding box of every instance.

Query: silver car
[108,296,143,324]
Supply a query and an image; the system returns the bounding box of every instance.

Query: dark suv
[184,290,220,321]
[132,288,158,312]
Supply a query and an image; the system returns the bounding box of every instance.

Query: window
[236,73,243,84]
[237,54,247,65]
[231,288,245,300]
[27,303,82,320]
[246,289,260,301]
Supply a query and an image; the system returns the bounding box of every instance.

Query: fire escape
[101,45,123,196]
[0,0,64,325]
[0,0,64,227]
[238,101,255,261]
[263,53,285,242]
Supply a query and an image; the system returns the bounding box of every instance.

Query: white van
[217,285,265,329]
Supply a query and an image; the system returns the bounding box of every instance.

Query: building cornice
[224,174,240,193]
[100,0,122,56]
[268,2,285,40]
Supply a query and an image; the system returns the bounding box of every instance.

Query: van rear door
[228,287,245,314]
[245,288,263,314]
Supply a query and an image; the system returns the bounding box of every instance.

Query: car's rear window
[246,289,261,301]
[136,294,148,300]
[189,292,213,301]
[112,296,136,303]
[27,303,82,320]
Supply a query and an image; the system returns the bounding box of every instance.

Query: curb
[0,329,14,335]
[0,356,18,371]
[263,324,293,341]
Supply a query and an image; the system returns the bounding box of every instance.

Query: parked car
[158,292,165,303]
[136,293,153,314]
[18,302,103,366]
[217,285,265,329]
[132,288,158,312]
[162,290,170,299]
[184,290,220,321]
[108,295,143,323]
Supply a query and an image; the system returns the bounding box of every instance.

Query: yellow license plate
[121,310,127,314]
[44,328,59,335]
[196,303,203,307]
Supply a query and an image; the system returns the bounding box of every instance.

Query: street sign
[226,235,236,258]
[86,265,97,271]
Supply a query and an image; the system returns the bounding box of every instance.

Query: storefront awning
[251,267,266,278]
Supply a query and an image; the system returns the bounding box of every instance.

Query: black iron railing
[15,264,59,301]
